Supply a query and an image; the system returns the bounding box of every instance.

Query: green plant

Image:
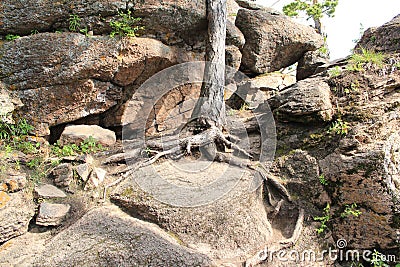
[5,34,20,41]
[51,137,104,157]
[80,27,89,36]
[347,48,386,71]
[314,203,330,234]
[341,203,362,218]
[370,250,389,267]
[283,0,338,33]
[0,118,34,141]
[394,61,400,69]
[328,119,350,135]
[328,66,342,77]
[69,14,81,32]
[319,174,328,186]
[79,136,104,154]
[109,10,143,38]
[31,29,39,35]
[318,45,329,55]
[239,102,249,112]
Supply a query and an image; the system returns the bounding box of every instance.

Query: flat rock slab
[36,203,71,226]
[32,205,212,267]
[60,125,116,147]
[34,184,67,199]
[111,160,272,260]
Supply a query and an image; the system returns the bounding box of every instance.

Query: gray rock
[266,77,334,123]
[356,14,400,53]
[0,191,35,243]
[33,205,213,267]
[228,73,296,110]
[226,20,245,48]
[50,163,74,187]
[85,167,107,189]
[0,34,193,136]
[60,125,116,147]
[111,161,273,260]
[236,8,324,74]
[76,163,92,182]
[1,172,27,192]
[34,184,67,199]
[225,45,242,72]
[296,50,330,80]
[36,203,71,226]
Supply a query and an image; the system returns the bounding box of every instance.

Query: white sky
[255,0,400,60]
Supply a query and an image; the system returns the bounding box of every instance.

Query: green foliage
[109,10,143,38]
[370,250,389,267]
[314,203,330,234]
[0,118,34,141]
[341,203,362,218]
[319,174,328,186]
[239,102,250,112]
[283,0,338,20]
[328,119,349,135]
[5,34,20,41]
[328,66,342,77]
[69,14,81,32]
[31,29,39,35]
[51,136,104,157]
[347,48,386,71]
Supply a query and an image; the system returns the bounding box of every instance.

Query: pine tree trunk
[312,0,322,34]
[191,0,227,128]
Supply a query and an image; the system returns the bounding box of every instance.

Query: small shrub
[328,119,349,135]
[69,14,81,32]
[319,174,328,186]
[341,203,362,218]
[328,66,342,77]
[314,203,330,234]
[5,34,20,41]
[109,10,143,38]
[370,250,390,267]
[346,48,385,71]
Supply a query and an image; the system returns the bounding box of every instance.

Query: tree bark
[312,0,322,34]
[191,0,227,128]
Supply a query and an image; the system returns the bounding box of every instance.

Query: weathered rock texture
[60,125,116,146]
[296,50,330,80]
[236,8,324,74]
[33,205,213,267]
[111,162,272,260]
[0,34,193,136]
[0,191,35,243]
[356,14,400,52]
[36,203,71,226]
[267,77,334,123]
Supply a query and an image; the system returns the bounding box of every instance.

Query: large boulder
[111,161,273,260]
[266,77,334,123]
[0,0,243,48]
[236,8,324,74]
[32,205,213,267]
[0,33,192,136]
[356,14,400,53]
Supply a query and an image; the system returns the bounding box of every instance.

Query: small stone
[85,167,107,189]
[2,172,27,193]
[76,163,92,182]
[34,184,67,199]
[36,203,70,226]
[51,163,73,187]
[0,191,11,209]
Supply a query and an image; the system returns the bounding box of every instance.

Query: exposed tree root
[244,209,305,267]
